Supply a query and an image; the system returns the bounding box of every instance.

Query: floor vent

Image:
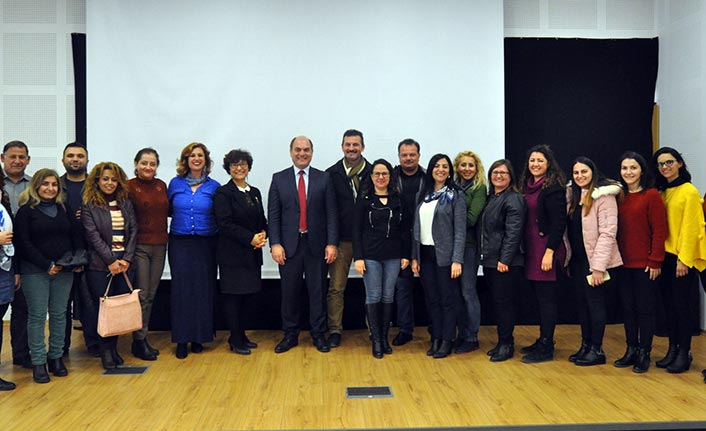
[346,386,393,399]
[103,366,149,375]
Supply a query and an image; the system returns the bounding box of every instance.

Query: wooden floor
[1,323,705,431]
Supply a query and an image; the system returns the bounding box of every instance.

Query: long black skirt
[168,235,217,343]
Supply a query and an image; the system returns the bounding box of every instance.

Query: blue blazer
[267,166,338,259]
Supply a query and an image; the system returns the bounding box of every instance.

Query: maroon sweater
[128,177,169,245]
[617,188,667,269]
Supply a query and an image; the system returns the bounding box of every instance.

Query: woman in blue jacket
[411,153,466,359]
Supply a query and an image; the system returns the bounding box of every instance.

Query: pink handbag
[97,272,142,337]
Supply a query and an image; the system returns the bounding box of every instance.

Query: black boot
[520,338,541,354]
[433,340,453,359]
[47,357,68,377]
[132,339,157,361]
[33,364,50,384]
[569,339,590,363]
[101,344,117,369]
[175,343,188,359]
[0,377,16,391]
[427,339,442,356]
[666,349,692,374]
[656,344,678,368]
[574,345,606,366]
[521,338,554,364]
[144,338,160,356]
[381,303,394,355]
[613,345,638,368]
[486,343,500,357]
[366,303,383,359]
[632,347,651,373]
[490,344,514,362]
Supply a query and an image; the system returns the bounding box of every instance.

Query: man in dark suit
[268,135,338,353]
[325,129,372,348]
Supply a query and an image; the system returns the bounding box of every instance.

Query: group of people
[1,132,706,391]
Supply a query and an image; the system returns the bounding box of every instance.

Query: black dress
[214,181,268,294]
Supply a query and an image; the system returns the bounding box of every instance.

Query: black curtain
[71,33,87,147]
[504,38,658,176]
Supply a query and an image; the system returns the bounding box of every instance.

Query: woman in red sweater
[127,148,169,361]
[615,152,667,373]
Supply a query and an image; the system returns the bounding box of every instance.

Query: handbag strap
[102,272,135,298]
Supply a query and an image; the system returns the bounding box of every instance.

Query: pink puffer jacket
[566,184,623,272]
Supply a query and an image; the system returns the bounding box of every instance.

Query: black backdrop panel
[504,38,658,176]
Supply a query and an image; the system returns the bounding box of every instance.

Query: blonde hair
[83,162,129,207]
[176,142,212,177]
[453,150,487,190]
[18,168,64,208]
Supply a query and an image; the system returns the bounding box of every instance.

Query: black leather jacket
[479,188,526,267]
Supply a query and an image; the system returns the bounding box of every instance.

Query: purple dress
[524,177,557,282]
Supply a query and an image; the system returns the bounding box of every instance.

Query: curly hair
[453,150,487,190]
[519,144,566,193]
[83,162,130,207]
[176,142,212,177]
[18,168,65,208]
[222,149,253,174]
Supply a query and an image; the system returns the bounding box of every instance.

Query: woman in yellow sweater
[652,147,706,375]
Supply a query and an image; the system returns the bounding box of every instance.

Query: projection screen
[87,0,505,277]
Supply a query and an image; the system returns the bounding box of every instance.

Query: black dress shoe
[144,338,160,356]
[0,377,16,391]
[574,346,606,366]
[47,358,68,377]
[229,342,252,355]
[667,350,692,374]
[568,341,590,363]
[486,343,500,357]
[191,342,204,353]
[132,340,157,361]
[274,336,298,353]
[313,336,330,353]
[455,340,479,354]
[328,333,342,348]
[101,346,117,369]
[244,336,258,349]
[656,344,678,368]
[613,346,638,368]
[33,364,50,384]
[427,339,441,356]
[112,348,124,365]
[632,348,651,374]
[392,332,412,346]
[433,340,453,359]
[490,344,514,362]
[176,343,188,359]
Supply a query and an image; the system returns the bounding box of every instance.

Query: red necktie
[298,170,307,232]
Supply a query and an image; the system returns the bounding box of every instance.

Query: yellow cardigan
[661,182,706,271]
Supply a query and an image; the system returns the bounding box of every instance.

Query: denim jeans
[363,259,400,304]
[457,246,480,342]
[22,271,73,364]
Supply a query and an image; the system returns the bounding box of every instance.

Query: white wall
[656,0,706,328]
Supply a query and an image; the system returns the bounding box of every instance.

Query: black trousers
[530,280,558,340]
[10,288,30,363]
[617,267,657,350]
[419,246,459,341]
[570,257,609,348]
[484,266,521,345]
[0,302,8,362]
[279,237,329,338]
[659,253,695,351]
[222,293,252,346]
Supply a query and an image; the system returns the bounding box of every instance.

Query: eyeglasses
[372,172,389,178]
[230,162,248,170]
[491,171,509,177]
[656,159,677,168]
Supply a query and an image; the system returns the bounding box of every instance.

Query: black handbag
[55,249,88,268]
